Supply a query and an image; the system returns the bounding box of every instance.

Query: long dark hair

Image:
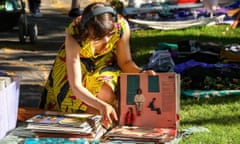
[73,2,116,42]
[136,88,142,94]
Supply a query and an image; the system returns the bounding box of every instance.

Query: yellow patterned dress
[39,18,126,113]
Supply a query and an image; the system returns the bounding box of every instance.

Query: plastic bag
[144,50,175,72]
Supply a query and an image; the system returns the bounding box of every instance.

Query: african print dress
[39,18,126,113]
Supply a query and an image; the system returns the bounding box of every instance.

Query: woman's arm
[116,18,155,75]
[116,18,140,73]
[65,29,117,128]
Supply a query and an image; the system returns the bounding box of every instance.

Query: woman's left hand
[141,69,156,75]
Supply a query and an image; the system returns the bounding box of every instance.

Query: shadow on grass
[181,113,240,125]
[181,94,240,105]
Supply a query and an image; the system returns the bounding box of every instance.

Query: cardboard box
[0,75,21,139]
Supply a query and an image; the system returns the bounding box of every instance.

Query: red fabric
[124,110,135,126]
[178,0,200,3]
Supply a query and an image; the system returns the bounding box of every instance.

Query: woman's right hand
[100,103,118,129]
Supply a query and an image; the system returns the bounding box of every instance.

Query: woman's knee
[97,83,116,105]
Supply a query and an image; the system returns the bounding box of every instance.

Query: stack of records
[106,126,177,143]
[25,111,106,140]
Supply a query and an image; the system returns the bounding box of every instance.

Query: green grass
[130,24,240,144]
[130,24,240,66]
[180,96,240,144]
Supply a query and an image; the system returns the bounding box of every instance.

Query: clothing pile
[149,40,240,98]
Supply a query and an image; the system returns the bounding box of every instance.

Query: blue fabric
[174,59,239,74]
[229,0,240,8]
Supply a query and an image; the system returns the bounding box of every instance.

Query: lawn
[130,24,240,144]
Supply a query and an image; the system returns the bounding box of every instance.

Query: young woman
[39,2,155,128]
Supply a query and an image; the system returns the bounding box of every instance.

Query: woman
[40,2,155,128]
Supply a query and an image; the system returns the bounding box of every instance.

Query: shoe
[32,12,42,17]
